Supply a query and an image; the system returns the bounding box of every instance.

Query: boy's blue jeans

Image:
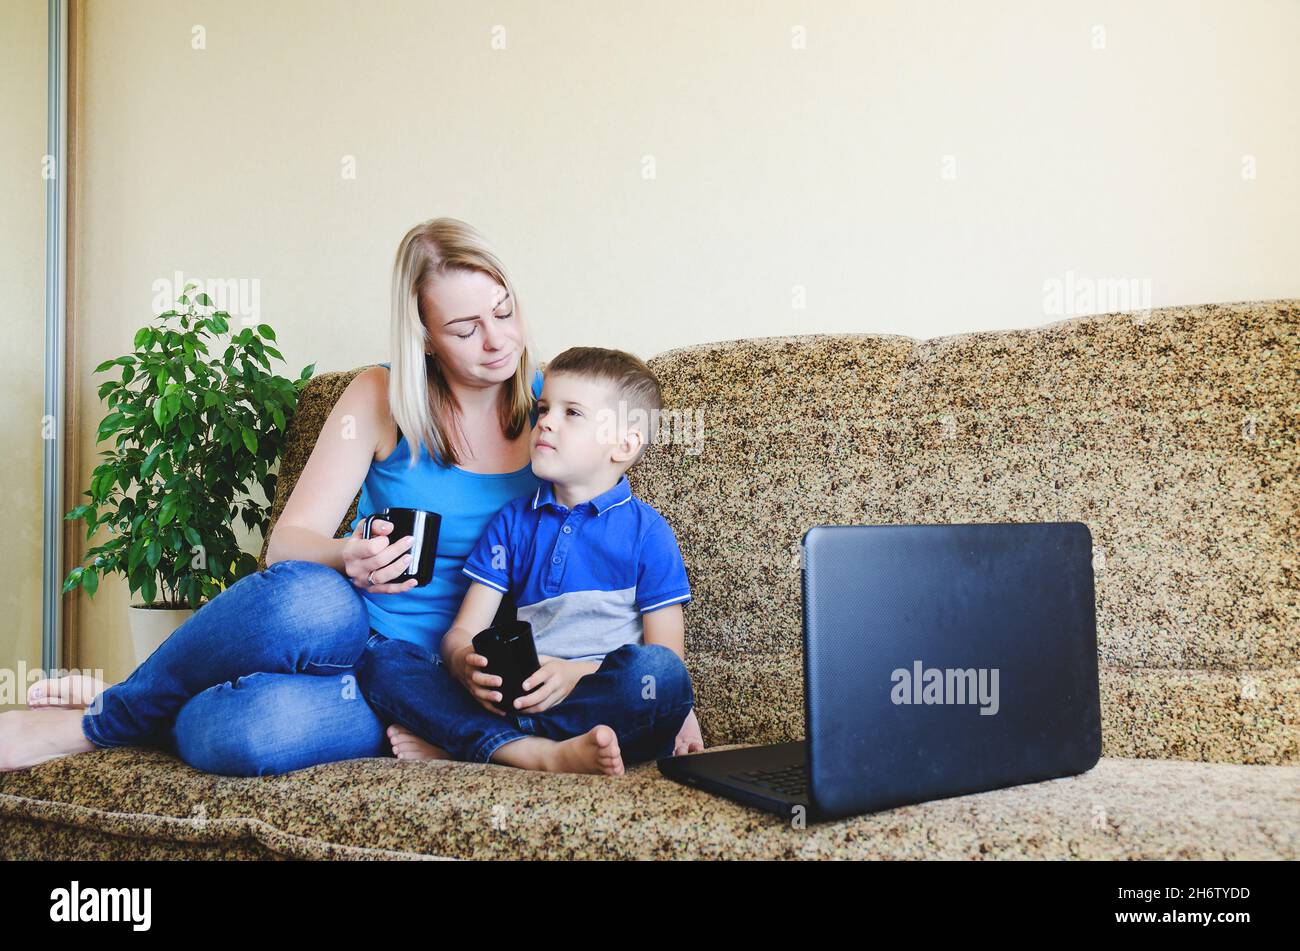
[353,631,695,765]
[80,560,391,776]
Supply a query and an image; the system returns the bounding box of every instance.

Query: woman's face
[420,269,523,387]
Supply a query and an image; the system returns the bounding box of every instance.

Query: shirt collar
[532,475,633,516]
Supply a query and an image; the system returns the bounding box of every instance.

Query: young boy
[355,347,703,775]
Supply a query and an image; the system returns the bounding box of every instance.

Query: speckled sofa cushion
[2,300,1296,860]
[1,745,1295,859]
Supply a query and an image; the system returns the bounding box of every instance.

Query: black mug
[361,507,441,587]
[472,619,541,713]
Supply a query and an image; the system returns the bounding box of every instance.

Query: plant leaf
[140,444,164,478]
[62,567,84,593]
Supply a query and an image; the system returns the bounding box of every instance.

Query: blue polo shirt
[461,474,692,663]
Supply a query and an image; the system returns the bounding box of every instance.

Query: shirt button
[562,525,572,534]
[552,556,562,565]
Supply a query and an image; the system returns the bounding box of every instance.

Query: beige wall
[61,0,1300,680]
[0,0,48,707]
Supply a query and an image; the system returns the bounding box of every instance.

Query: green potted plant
[63,284,314,662]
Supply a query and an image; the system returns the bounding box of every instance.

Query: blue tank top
[350,365,544,652]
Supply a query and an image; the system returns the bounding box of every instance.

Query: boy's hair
[544,347,662,470]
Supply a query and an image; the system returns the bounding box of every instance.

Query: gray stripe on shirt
[517,586,643,663]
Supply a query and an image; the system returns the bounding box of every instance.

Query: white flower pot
[127,605,195,666]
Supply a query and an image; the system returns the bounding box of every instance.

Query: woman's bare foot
[386,723,450,761]
[491,725,624,775]
[27,673,109,709]
[0,708,97,771]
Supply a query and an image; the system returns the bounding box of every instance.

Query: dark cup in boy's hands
[472,620,543,713]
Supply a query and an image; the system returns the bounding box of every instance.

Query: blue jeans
[353,631,695,764]
[80,560,391,777]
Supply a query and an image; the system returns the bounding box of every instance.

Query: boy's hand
[511,655,591,715]
[449,644,507,717]
[672,708,704,755]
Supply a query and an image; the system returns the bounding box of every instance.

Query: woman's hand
[342,519,419,594]
[448,643,508,716]
[511,656,594,715]
[672,708,704,755]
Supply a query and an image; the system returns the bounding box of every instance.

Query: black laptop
[657,522,1102,822]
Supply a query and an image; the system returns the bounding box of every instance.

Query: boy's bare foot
[492,725,624,775]
[27,674,109,709]
[386,723,450,761]
[0,708,97,771]
[551,726,624,775]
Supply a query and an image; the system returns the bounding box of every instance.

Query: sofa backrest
[630,301,1297,765]
[262,300,1297,765]
[260,368,371,560]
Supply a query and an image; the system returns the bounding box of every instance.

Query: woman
[3,218,582,774]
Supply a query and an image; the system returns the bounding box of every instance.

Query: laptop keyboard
[731,764,808,799]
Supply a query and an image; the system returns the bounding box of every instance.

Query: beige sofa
[2,300,1296,859]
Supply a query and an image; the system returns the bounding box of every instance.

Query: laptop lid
[801,522,1101,820]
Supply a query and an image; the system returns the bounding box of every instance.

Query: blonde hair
[388,218,539,468]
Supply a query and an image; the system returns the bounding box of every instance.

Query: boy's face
[530,373,632,482]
